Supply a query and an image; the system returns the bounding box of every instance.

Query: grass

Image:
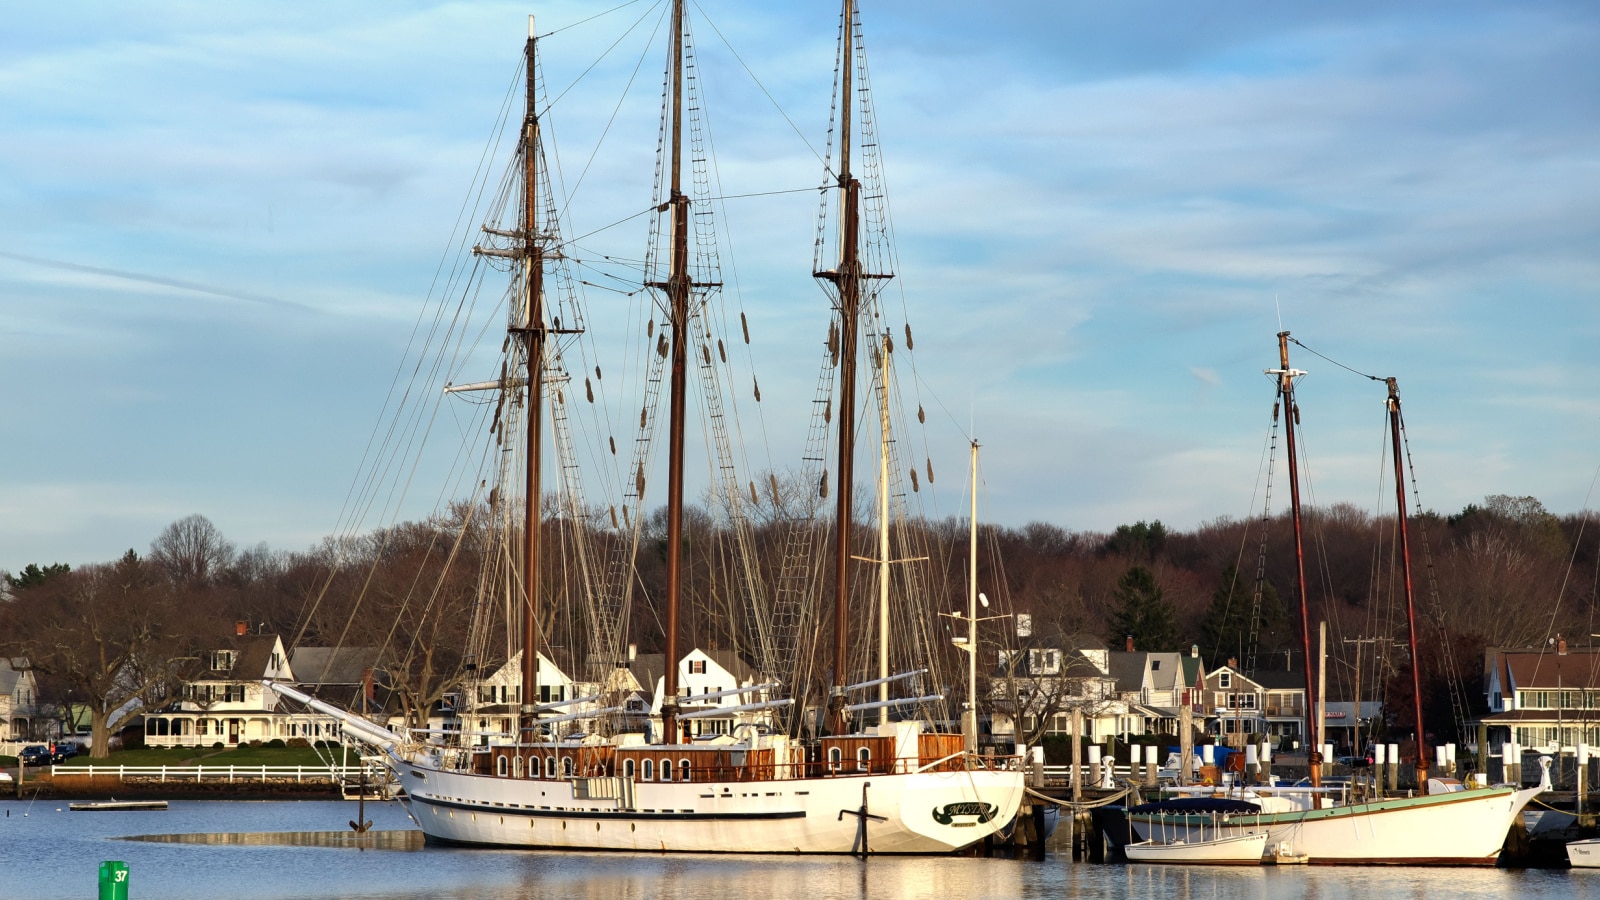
[56,745,361,768]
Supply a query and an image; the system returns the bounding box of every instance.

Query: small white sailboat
[1124,830,1268,866]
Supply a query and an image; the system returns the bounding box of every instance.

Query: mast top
[528,15,536,38]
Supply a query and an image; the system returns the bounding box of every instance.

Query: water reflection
[121,828,426,851]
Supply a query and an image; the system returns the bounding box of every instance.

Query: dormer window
[1151,660,1161,671]
[211,650,236,672]
[1218,672,1231,689]
[690,660,707,674]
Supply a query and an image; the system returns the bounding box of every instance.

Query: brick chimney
[1557,635,1568,656]
[1125,634,1135,652]
[1228,657,1238,670]
[235,620,248,637]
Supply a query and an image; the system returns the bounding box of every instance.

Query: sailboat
[1129,332,1549,865]
[269,1,1022,855]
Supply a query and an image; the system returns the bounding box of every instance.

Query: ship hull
[1128,784,1543,865]
[393,759,1025,854]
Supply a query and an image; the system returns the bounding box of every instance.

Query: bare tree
[149,514,236,587]
[0,551,216,758]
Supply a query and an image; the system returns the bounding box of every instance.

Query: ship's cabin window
[857,747,871,772]
[661,758,675,782]
[545,755,557,779]
[496,755,508,777]
[512,755,523,778]
[643,759,655,781]
[680,758,691,782]
[562,756,574,777]
[624,758,636,780]
[828,746,843,772]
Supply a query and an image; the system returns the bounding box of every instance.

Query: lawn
[56,745,361,768]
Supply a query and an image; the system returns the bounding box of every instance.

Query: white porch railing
[50,764,379,783]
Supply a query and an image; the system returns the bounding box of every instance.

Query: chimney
[362,668,375,709]
[1557,635,1568,656]
[1125,634,1135,652]
[1227,657,1238,670]
[235,621,248,637]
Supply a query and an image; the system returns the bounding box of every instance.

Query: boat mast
[659,0,691,746]
[518,15,547,743]
[1269,331,1318,789]
[876,333,891,726]
[1386,377,1429,783]
[965,440,979,755]
[824,0,862,736]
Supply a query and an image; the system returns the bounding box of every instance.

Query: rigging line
[1541,453,1600,649]
[690,0,827,168]
[909,365,974,444]
[717,186,821,201]
[558,0,669,206]
[539,0,648,38]
[1286,337,1384,383]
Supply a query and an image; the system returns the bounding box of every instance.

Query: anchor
[838,782,886,857]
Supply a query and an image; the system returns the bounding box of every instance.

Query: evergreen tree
[1107,565,1180,651]
[1199,564,1286,668]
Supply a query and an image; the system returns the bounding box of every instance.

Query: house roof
[290,646,380,686]
[194,634,281,682]
[1251,669,1305,692]
[1147,652,1183,691]
[1503,651,1600,690]
[1105,651,1148,692]
[700,648,760,683]
[0,658,30,694]
[1480,708,1600,724]
[1180,655,1203,687]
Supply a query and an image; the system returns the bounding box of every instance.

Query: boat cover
[1127,798,1261,814]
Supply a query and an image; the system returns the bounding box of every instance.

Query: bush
[265,739,286,748]
[247,739,262,748]
[212,742,225,749]
[286,737,311,749]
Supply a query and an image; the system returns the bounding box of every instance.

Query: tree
[0,551,216,758]
[1106,566,1179,652]
[149,514,236,587]
[1103,520,1167,561]
[7,562,71,590]
[1198,565,1286,668]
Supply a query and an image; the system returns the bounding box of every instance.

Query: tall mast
[659,0,690,746]
[875,333,891,725]
[518,15,546,742]
[825,0,863,736]
[1386,377,1429,783]
[965,440,979,755]
[1268,331,1318,790]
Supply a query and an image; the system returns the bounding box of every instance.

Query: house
[0,658,39,744]
[1201,660,1308,749]
[1106,642,1189,735]
[648,647,773,740]
[455,650,583,742]
[989,634,1141,744]
[144,626,293,747]
[1480,638,1600,751]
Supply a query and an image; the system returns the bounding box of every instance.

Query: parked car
[1337,753,1373,768]
[18,745,52,767]
[51,742,84,763]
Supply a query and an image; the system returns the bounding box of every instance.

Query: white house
[0,658,39,747]
[144,630,297,747]
[649,647,772,740]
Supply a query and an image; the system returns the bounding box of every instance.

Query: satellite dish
[978,592,989,608]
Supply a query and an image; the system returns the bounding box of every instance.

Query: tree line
[3,492,1594,756]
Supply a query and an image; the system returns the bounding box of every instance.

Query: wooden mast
[824,0,862,737]
[518,15,546,743]
[1270,331,1319,791]
[1386,377,1429,783]
[659,0,690,746]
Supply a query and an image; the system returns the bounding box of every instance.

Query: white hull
[1130,784,1545,866]
[391,754,1025,854]
[1124,830,1267,865]
[1569,838,1600,868]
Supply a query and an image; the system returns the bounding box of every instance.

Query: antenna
[1275,293,1283,332]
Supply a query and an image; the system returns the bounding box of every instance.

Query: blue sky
[3,1,1598,571]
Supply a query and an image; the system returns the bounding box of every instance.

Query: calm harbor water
[0,798,1589,899]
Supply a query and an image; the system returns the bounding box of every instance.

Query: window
[643,759,654,781]
[211,650,236,672]
[828,746,843,772]
[857,747,871,772]
[497,755,508,777]
[545,756,557,779]
[661,758,674,782]
[1151,660,1161,671]
[680,758,691,782]
[690,660,707,675]
[1218,672,1231,689]
[479,686,495,704]
[562,756,573,777]
[624,759,636,780]
[514,756,524,778]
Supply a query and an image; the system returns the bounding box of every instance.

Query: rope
[1025,784,1133,811]
[1287,337,1384,383]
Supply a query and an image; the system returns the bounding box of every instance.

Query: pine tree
[1199,564,1286,668]
[1106,565,1180,651]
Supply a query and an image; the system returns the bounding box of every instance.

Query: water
[0,798,1588,899]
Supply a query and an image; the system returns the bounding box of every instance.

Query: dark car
[51,742,84,763]
[17,746,52,767]
[1337,753,1373,768]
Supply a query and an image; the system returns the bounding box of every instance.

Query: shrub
[286,737,311,749]
[212,742,225,749]
[247,739,262,748]
[265,739,286,749]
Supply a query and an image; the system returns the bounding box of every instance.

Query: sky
[3,0,1598,572]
